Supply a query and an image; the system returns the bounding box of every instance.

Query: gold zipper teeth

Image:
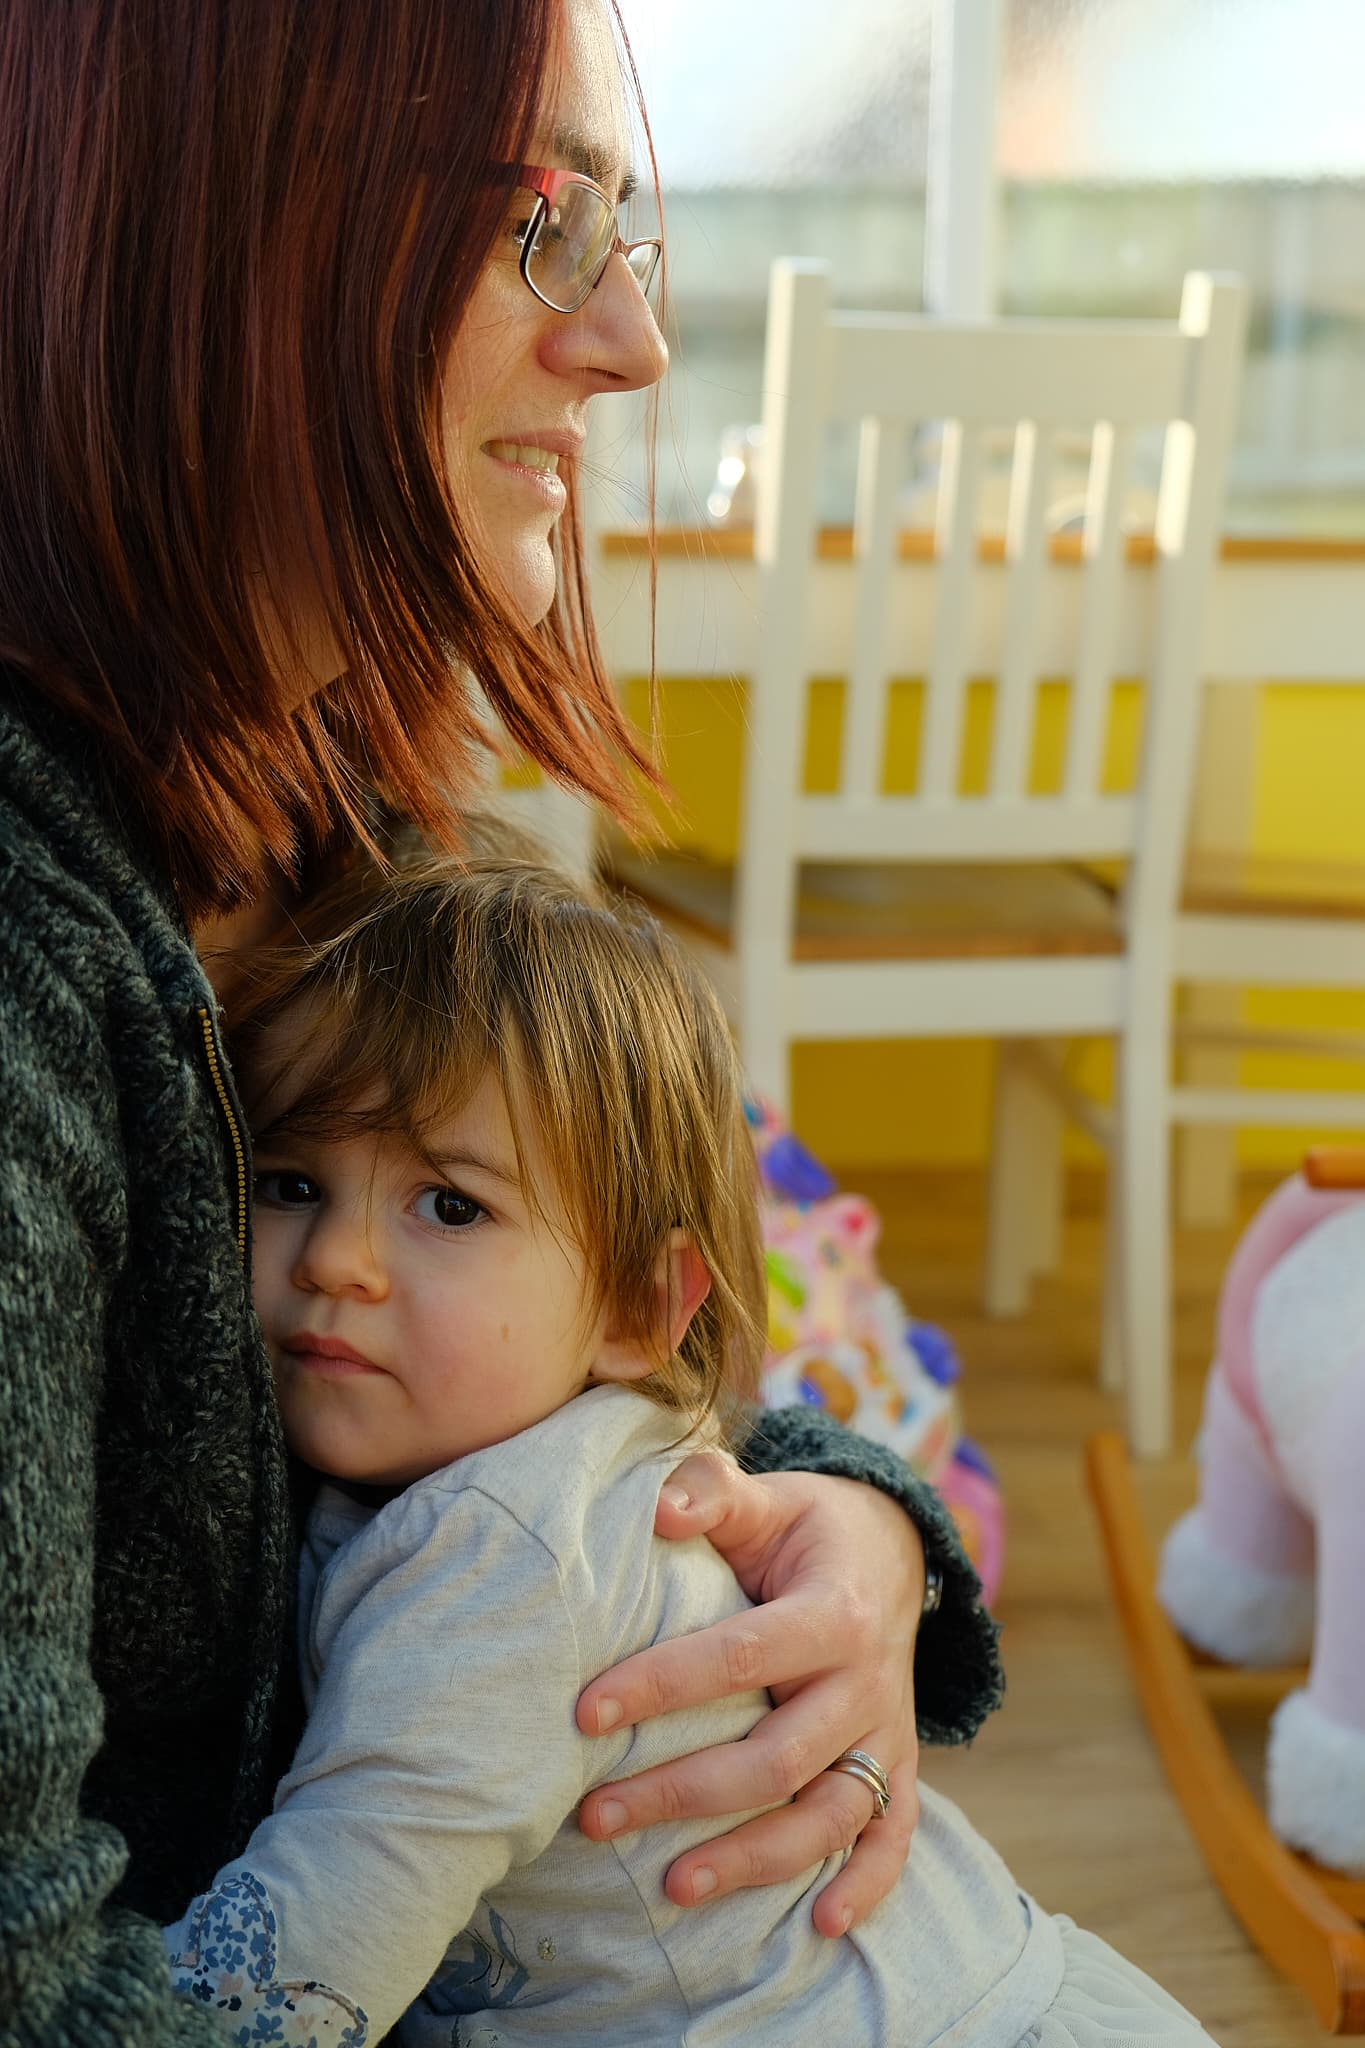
[198,1007,247,1266]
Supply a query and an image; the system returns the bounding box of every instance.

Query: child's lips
[281,1334,386,1377]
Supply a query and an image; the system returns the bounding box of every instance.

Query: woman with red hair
[0,3,1000,2039]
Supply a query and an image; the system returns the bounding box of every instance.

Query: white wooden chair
[607,259,1247,1456]
[1167,853,1365,1183]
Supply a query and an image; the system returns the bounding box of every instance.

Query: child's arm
[163,1483,584,2048]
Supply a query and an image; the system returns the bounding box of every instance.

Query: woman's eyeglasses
[509,164,661,315]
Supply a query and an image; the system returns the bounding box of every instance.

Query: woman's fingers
[579,1672,909,1830]
[579,1680,854,1840]
[651,1449,790,1578]
[659,1769,880,1908]
[807,1757,921,1935]
[577,1600,841,1737]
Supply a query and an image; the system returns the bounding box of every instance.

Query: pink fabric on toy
[1215,1173,1363,1460]
[1301,1363,1365,1734]
[1199,1363,1314,1578]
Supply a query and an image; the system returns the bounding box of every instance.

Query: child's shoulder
[307,1389,696,1577]
[431,1385,697,1549]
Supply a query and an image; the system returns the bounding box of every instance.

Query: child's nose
[292,1206,389,1300]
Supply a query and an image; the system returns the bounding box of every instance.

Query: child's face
[250,1069,610,1488]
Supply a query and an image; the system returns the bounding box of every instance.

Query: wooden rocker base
[1085,1430,1365,2033]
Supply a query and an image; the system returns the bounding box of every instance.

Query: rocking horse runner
[1088,1147,1365,2033]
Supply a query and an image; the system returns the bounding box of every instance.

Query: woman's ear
[592,1230,713,1384]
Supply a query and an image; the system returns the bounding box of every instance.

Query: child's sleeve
[736,1405,1003,1745]
[163,1485,584,2048]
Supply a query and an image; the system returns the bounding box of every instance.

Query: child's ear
[592,1230,712,1385]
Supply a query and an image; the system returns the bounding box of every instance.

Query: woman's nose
[292,1206,389,1300]
[542,253,668,394]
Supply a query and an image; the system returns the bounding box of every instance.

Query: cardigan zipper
[197,1005,250,1272]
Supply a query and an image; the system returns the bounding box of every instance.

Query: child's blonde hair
[230,841,767,1431]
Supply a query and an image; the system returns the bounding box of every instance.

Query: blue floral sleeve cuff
[165,1871,369,2047]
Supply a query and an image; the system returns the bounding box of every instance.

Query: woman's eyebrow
[550,122,638,204]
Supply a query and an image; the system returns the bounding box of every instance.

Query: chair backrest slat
[990,420,1055,800]
[743,262,1246,892]
[1064,422,1136,801]
[833,318,1191,428]
[844,416,904,800]
[919,420,984,801]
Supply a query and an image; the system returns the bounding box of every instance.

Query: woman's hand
[576,1454,924,1935]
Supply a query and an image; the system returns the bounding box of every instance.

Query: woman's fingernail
[837,1905,854,1934]
[595,1698,623,1732]
[660,1482,691,1512]
[596,1799,628,1836]
[690,1867,718,1900]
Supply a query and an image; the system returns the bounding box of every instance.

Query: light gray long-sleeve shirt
[164,1385,1062,2047]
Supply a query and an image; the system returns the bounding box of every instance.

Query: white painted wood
[735,261,831,1111]
[1174,914,1365,986]
[798,794,1137,861]
[492,779,598,879]
[1099,1167,1126,1396]
[1116,1029,1174,1457]
[919,421,984,800]
[1168,1085,1365,1128]
[1175,985,1245,1224]
[1175,1019,1365,1061]
[985,1041,1065,1313]
[991,422,1052,800]
[1110,273,1248,1453]
[613,260,1248,1459]
[844,418,903,799]
[831,320,1192,430]
[593,547,1365,690]
[924,0,1004,320]
[788,957,1127,1039]
[1175,681,1259,1226]
[1064,423,1134,802]
[1018,1036,1114,1150]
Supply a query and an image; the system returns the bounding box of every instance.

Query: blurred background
[605,0,1365,535]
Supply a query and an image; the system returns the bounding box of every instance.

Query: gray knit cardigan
[0,682,1002,2047]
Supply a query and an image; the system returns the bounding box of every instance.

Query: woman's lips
[281,1335,386,1377]
[481,439,569,510]
[484,440,562,475]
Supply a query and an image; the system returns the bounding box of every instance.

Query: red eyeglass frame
[510,163,662,313]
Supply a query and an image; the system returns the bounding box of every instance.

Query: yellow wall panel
[608,673,1365,1170]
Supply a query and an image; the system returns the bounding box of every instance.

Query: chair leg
[985,1040,1063,1316]
[1116,1033,1173,1459]
[1176,985,1242,1225]
[1099,1159,1125,1395]
[740,996,792,1125]
[1028,1037,1067,1278]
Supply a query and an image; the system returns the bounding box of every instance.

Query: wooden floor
[850,1163,1326,2048]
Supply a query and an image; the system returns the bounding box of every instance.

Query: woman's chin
[506,534,558,627]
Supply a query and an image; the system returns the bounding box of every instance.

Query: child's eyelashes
[255,1168,320,1209]
[414,1186,487,1233]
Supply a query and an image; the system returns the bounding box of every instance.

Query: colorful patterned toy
[749,1100,1004,1603]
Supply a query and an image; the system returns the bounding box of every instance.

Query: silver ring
[827,1747,891,1819]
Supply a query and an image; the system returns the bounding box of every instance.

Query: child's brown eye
[417,1186,484,1230]
[256,1169,320,1208]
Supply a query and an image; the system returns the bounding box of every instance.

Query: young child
[165,851,1214,2048]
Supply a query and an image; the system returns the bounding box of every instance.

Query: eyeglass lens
[528,182,658,311]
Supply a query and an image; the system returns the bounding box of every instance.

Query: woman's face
[440,0,667,626]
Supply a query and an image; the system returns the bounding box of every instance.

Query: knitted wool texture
[0,682,1001,2046]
